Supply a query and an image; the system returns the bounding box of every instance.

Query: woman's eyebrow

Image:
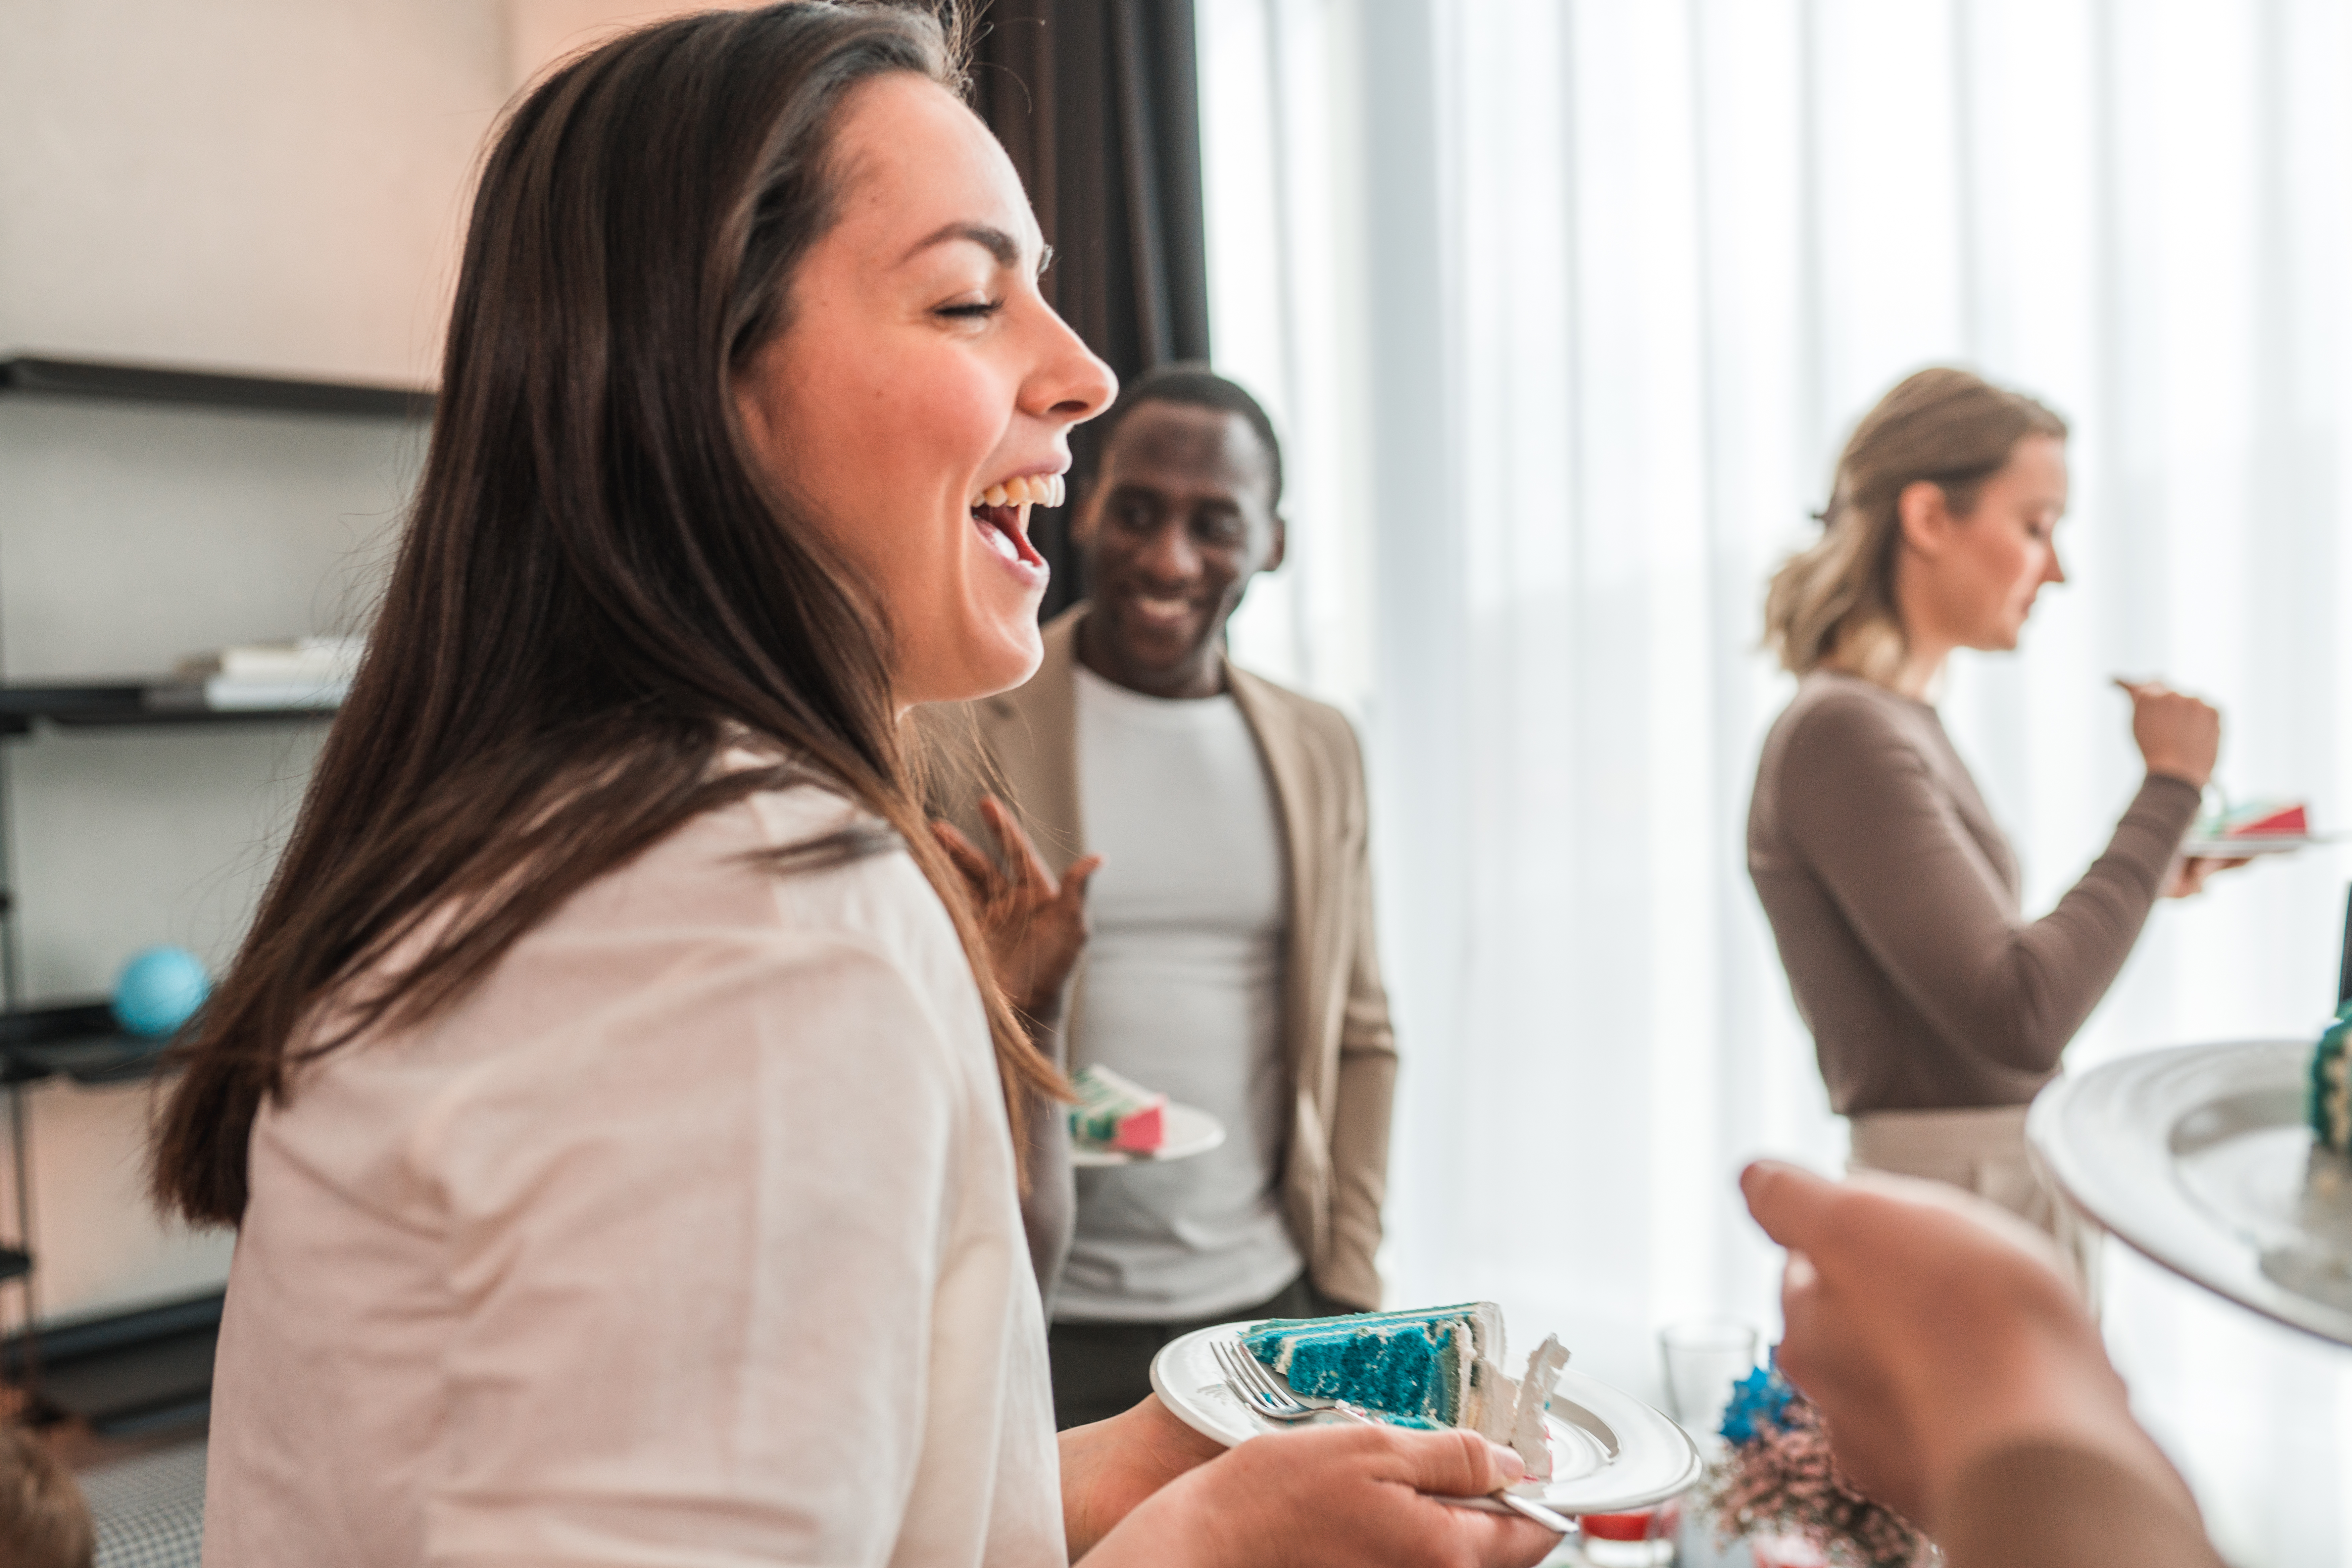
[901,220,1021,267]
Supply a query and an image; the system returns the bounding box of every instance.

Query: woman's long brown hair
[153,1,1065,1227]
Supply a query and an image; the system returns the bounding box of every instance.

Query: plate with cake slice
[2180,798,2328,859]
[1067,1064,1227,1167]
[2029,1035,2352,1347]
[1149,1301,1704,1515]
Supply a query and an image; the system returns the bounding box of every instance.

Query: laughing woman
[1748,368,2223,1287]
[152,8,1551,1566]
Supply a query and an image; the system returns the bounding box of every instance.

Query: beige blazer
[926,604,1396,1311]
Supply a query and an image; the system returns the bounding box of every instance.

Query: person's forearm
[1933,1437,2221,1568]
[1059,1397,1227,1560]
[1965,772,2203,1072]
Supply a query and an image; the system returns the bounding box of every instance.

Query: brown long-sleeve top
[1748,673,2201,1114]
[1940,1439,2227,1568]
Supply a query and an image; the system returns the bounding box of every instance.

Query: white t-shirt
[1055,665,1303,1324]
[203,776,1062,1568]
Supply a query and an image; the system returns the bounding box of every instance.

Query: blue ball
[112,947,212,1039]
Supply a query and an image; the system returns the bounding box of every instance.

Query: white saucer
[1149,1319,1703,1515]
[2030,1040,2352,1346]
[1069,1101,1225,1167]
[2179,835,2323,858]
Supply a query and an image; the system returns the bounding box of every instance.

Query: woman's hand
[1059,1396,1228,1559]
[1079,1422,1557,1568]
[1740,1160,2197,1531]
[931,796,1102,1021]
[2114,678,2221,790]
[2163,855,2250,898]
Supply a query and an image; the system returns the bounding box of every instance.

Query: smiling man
[935,364,1399,1429]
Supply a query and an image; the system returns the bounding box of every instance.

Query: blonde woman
[1747,368,2225,1280]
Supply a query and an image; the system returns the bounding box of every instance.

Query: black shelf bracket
[1,354,434,422]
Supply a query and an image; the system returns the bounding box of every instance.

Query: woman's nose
[1027,306,1117,426]
[2045,544,2067,586]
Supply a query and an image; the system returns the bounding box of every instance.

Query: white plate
[2178,835,2323,858]
[1149,1319,1704,1515]
[1069,1101,1225,1168]
[2029,1040,2352,1347]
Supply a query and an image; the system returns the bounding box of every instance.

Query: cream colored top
[202,777,1063,1567]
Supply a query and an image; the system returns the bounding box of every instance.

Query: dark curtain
[969,0,1213,619]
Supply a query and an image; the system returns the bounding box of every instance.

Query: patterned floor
[78,1440,204,1568]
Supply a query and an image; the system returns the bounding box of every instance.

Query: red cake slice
[2223,802,2308,838]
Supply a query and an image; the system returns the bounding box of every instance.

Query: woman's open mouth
[969,473,1062,579]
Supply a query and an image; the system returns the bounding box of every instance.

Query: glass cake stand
[2028,1039,2352,1347]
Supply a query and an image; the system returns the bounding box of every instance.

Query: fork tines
[1213,1338,1312,1417]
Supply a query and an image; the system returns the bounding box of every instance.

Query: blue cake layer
[2314,1020,2350,1158]
[1243,1303,1491,1426]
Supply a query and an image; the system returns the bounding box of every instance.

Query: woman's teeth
[971,473,1066,509]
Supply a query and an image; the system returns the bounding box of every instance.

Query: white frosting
[1510,1334,1570,1478]
[1458,1303,1516,1440]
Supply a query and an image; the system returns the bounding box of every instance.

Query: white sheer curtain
[1196,2,2352,1561]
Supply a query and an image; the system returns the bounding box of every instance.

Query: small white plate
[2179,835,2323,858]
[2029,1040,2352,1347]
[1069,1101,1225,1168]
[1150,1319,1703,1515]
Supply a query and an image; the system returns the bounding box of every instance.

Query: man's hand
[1079,1420,1557,1568]
[1740,1160,2197,1530]
[931,795,1102,1020]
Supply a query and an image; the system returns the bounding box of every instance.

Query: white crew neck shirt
[203,773,1061,1568]
[1055,664,1302,1324]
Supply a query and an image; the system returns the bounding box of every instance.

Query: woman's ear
[1895,479,1952,558]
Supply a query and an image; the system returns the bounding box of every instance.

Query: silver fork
[1209,1339,1575,1534]
[1212,1339,1328,1421]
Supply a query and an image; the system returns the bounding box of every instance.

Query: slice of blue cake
[1243,1302,1515,1439]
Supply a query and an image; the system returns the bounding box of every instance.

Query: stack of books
[174,637,362,710]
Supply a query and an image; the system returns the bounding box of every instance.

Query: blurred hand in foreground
[2114,678,2221,790]
[1740,1160,2198,1532]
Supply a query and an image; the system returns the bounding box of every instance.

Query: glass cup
[1573,1499,1682,1567]
[1658,1318,1760,1440]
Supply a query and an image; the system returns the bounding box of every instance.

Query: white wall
[0,0,782,1333]
[0,0,519,1328]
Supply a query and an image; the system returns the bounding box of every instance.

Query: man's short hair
[0,1426,94,1568]
[1090,362,1284,506]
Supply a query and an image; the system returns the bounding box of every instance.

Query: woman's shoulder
[281,777,978,1168]
[1769,671,1933,755]
[555,772,948,970]
[1755,674,1954,815]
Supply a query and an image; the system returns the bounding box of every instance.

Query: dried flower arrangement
[1698,1364,1934,1568]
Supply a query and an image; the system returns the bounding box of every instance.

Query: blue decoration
[112,946,212,1038]
[1719,1362,1798,1446]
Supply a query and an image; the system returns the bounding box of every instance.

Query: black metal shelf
[0,682,340,735]
[0,1001,178,1087]
[4,1290,221,1436]
[0,353,433,421]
